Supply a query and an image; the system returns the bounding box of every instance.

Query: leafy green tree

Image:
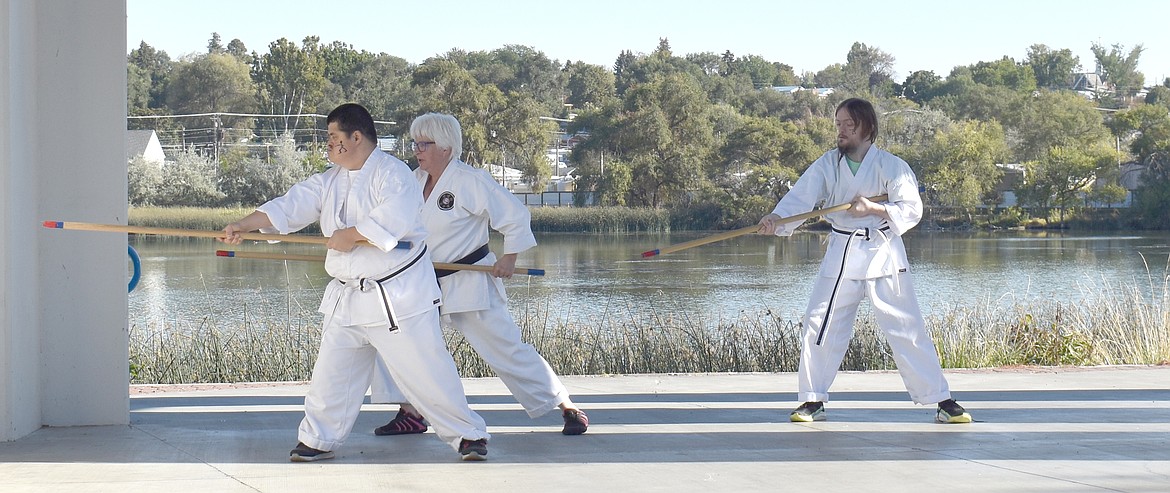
[127,41,173,109]
[812,63,847,90]
[720,116,818,201]
[613,50,638,95]
[1132,144,1170,228]
[727,54,782,88]
[226,38,250,63]
[930,73,1026,128]
[1014,90,1110,162]
[317,40,376,99]
[1108,104,1170,164]
[127,64,151,112]
[489,94,557,193]
[970,56,1036,93]
[1091,42,1145,99]
[167,53,256,113]
[896,70,943,104]
[611,39,705,99]
[407,58,553,189]
[837,42,897,96]
[685,51,726,77]
[348,54,414,122]
[918,120,1009,209]
[564,61,617,109]
[881,107,953,170]
[407,59,502,165]
[617,73,716,207]
[207,32,224,54]
[1145,86,1170,109]
[1025,44,1079,90]
[254,37,328,131]
[706,72,758,109]
[1016,144,1120,209]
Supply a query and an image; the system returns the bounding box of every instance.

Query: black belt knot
[832,225,890,241]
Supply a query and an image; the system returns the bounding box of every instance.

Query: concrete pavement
[2,366,1168,492]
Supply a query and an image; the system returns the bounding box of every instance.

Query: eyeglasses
[411,141,436,152]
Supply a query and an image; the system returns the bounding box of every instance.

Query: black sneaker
[290,442,335,462]
[458,438,488,461]
[936,399,972,423]
[790,401,826,422]
[562,409,589,435]
[375,408,428,436]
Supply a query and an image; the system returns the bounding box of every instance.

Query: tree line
[127,34,1170,228]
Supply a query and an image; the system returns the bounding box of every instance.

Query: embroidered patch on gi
[437,191,455,210]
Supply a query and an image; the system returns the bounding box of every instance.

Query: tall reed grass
[130,206,669,234]
[128,272,1169,384]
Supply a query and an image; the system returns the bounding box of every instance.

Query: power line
[129,111,395,125]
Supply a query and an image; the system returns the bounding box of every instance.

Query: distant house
[1070,71,1113,100]
[1118,161,1146,191]
[126,129,165,165]
[769,85,802,94]
[994,163,1026,207]
[767,86,835,98]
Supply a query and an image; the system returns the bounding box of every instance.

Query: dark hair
[836,98,878,143]
[326,103,378,143]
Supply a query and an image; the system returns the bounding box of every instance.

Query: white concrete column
[2,0,127,441]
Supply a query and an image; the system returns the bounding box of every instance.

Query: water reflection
[129,231,1170,330]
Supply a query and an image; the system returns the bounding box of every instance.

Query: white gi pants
[298,307,489,452]
[371,290,569,418]
[797,271,952,405]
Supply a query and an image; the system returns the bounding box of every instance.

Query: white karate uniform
[770,146,951,405]
[259,150,488,452]
[370,159,570,418]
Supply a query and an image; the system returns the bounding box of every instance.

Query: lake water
[128,231,1170,330]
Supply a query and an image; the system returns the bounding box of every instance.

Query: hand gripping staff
[42,220,412,249]
[639,194,889,258]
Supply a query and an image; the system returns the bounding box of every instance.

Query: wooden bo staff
[215,250,546,277]
[639,194,889,258]
[42,220,411,250]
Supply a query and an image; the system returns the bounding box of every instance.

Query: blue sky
[128,0,1170,84]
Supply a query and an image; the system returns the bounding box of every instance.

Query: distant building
[767,86,835,98]
[126,129,165,166]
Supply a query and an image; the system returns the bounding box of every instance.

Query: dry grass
[129,271,1169,383]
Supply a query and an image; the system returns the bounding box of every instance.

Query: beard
[836,139,855,155]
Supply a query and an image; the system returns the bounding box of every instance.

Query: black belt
[336,244,428,332]
[434,243,490,279]
[832,225,889,240]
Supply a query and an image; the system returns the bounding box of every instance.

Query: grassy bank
[129,277,1170,384]
[129,206,671,234]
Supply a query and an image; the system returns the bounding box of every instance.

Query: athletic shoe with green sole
[936,399,972,423]
[790,401,826,422]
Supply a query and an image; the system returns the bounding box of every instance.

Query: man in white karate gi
[220,103,492,462]
[758,98,972,424]
[368,112,589,437]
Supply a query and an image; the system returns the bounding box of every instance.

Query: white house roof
[126,129,165,163]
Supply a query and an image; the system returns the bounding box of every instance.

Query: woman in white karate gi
[221,103,491,462]
[369,112,589,436]
[758,98,972,424]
